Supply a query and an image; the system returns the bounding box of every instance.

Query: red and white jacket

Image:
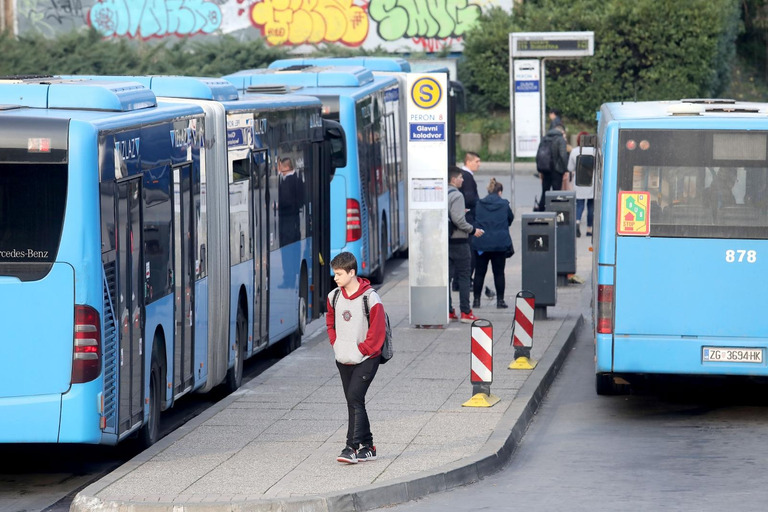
[325,277,386,364]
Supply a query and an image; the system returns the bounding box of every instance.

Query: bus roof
[0,76,157,111]
[602,99,768,122]
[223,66,398,97]
[268,57,411,73]
[61,75,322,111]
[62,75,242,102]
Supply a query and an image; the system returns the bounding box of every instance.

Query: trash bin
[545,190,576,283]
[521,212,557,317]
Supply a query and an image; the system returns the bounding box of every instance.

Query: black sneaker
[472,297,481,308]
[357,445,377,462]
[484,286,496,299]
[497,299,509,309]
[337,446,358,464]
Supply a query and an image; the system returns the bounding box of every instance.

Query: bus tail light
[346,199,362,242]
[73,305,101,384]
[597,284,614,334]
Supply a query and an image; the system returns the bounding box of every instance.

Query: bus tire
[139,359,162,448]
[225,307,246,393]
[298,267,308,336]
[369,223,387,284]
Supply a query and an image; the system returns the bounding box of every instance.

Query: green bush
[460,0,741,124]
[0,29,292,77]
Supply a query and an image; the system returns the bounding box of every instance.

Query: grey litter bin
[521,212,557,318]
[545,190,576,284]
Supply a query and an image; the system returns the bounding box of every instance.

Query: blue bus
[578,99,768,395]
[0,76,344,445]
[267,57,464,166]
[224,65,403,283]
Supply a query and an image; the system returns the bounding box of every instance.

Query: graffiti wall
[14,0,513,52]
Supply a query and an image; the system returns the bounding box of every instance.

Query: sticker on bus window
[617,191,650,236]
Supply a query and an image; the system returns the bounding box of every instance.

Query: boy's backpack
[332,288,393,364]
[535,135,555,174]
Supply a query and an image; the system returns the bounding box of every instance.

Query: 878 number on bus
[725,250,757,263]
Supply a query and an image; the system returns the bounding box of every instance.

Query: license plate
[702,347,763,363]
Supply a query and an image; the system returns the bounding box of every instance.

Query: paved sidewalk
[72,190,593,512]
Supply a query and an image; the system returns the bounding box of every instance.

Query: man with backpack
[535,124,569,209]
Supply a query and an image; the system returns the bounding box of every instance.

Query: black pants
[540,172,563,206]
[448,242,472,314]
[337,356,380,449]
[473,251,506,300]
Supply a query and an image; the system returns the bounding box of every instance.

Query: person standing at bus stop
[567,132,596,237]
[472,178,514,309]
[448,166,484,323]
[536,124,568,207]
[326,252,385,464]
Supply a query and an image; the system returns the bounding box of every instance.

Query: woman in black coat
[471,178,514,309]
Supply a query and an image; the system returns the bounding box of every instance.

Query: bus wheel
[225,307,246,393]
[298,269,308,336]
[139,359,162,448]
[369,224,387,284]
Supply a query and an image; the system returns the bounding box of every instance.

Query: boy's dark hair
[463,151,479,164]
[448,166,463,182]
[331,251,357,274]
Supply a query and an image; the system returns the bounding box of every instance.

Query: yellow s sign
[411,77,442,109]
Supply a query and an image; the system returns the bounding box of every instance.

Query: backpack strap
[362,288,375,323]
[331,288,341,328]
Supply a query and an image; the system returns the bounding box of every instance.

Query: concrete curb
[71,313,583,512]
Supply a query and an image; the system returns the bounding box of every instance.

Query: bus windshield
[617,129,768,239]
[0,163,67,280]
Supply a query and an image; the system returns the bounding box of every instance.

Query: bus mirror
[574,154,595,187]
[323,119,347,169]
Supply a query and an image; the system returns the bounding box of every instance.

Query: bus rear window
[0,163,67,280]
[618,130,768,239]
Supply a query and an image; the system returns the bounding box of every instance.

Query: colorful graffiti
[88,0,223,38]
[16,0,505,50]
[250,0,369,46]
[368,0,479,42]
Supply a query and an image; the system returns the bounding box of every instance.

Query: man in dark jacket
[538,125,568,203]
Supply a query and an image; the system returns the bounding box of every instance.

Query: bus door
[172,165,195,397]
[359,122,380,270]
[116,177,144,435]
[251,149,269,348]
[383,111,401,253]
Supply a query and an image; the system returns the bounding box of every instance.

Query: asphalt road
[387,318,768,511]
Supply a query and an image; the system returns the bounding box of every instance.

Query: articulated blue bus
[0,76,344,445]
[579,99,768,394]
[224,65,403,283]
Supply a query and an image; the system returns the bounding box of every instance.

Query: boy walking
[326,252,386,464]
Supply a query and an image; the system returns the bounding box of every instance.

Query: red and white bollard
[509,291,538,370]
[462,319,500,407]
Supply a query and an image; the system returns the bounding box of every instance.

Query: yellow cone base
[508,357,538,370]
[462,392,500,408]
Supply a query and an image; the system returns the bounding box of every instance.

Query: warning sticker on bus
[617,191,650,236]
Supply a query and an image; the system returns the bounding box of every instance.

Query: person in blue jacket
[471,178,514,309]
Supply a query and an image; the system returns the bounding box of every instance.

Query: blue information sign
[409,122,445,141]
